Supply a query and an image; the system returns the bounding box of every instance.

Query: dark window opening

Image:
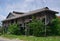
[29,16,32,19]
[15,19,17,23]
[42,18,45,24]
[20,24,22,27]
[29,20,32,22]
[11,20,14,24]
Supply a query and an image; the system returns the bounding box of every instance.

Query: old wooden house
[2,7,58,34]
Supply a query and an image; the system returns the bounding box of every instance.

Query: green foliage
[56,18,60,35]
[53,18,60,35]
[48,18,60,36]
[8,24,21,35]
[0,26,3,35]
[28,16,60,36]
[28,16,45,36]
[2,34,60,41]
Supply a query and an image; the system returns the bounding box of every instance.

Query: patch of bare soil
[0,37,23,41]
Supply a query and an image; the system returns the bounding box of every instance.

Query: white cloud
[0,0,35,21]
[0,15,5,26]
[0,15,6,21]
[5,1,29,12]
[25,0,34,2]
[2,0,44,14]
[0,7,6,21]
[4,0,36,14]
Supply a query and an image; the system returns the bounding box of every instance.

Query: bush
[28,16,60,36]
[0,26,3,35]
[48,18,60,36]
[53,18,60,35]
[8,24,21,35]
[28,18,45,36]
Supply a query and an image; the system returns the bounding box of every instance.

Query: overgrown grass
[1,34,60,41]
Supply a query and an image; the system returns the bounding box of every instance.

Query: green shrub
[28,16,45,36]
[0,26,3,35]
[28,16,60,36]
[48,18,60,36]
[54,18,60,35]
[8,24,21,35]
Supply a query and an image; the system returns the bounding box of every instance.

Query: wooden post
[45,15,46,36]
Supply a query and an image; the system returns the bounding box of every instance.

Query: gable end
[6,12,14,19]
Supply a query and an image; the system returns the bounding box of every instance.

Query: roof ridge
[13,11,24,14]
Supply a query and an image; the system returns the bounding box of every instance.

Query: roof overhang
[2,7,59,22]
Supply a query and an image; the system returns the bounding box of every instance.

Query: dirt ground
[0,37,23,41]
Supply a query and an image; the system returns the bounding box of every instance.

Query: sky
[0,0,60,21]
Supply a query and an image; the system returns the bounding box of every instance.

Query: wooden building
[2,7,58,33]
